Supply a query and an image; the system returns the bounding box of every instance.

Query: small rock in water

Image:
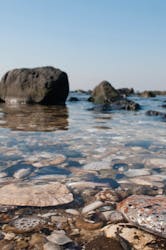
[125,168,150,177]
[82,201,104,214]
[6,216,46,233]
[47,230,72,245]
[83,161,111,171]
[117,195,166,238]
[13,168,32,179]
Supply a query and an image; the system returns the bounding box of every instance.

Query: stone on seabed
[117,194,166,238]
[0,182,73,207]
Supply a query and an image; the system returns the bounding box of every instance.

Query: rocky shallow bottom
[0,94,166,249]
[0,180,166,250]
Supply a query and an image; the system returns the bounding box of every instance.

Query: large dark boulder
[91,81,140,111]
[0,66,69,105]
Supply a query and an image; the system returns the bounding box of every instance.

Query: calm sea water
[0,93,165,188]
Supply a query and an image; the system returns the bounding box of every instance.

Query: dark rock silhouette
[91,81,140,111]
[0,66,69,105]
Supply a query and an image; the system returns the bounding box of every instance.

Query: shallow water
[0,94,165,188]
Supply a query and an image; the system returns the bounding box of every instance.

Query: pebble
[125,168,150,177]
[65,209,80,216]
[82,201,104,214]
[13,168,32,179]
[83,161,111,171]
[47,230,72,245]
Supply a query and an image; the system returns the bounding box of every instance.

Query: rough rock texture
[117,195,166,238]
[0,182,73,207]
[0,66,69,105]
[92,81,120,104]
[117,88,134,97]
[91,81,140,110]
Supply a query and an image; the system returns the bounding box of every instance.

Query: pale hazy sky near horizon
[0,0,165,91]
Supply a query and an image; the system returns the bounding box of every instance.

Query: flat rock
[0,182,73,207]
[103,223,156,250]
[117,195,166,238]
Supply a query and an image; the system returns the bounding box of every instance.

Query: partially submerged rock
[0,182,73,207]
[0,66,69,105]
[91,81,140,111]
[146,110,166,121]
[117,195,166,238]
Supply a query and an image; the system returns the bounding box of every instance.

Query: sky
[0,0,166,91]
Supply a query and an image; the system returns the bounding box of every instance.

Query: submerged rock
[0,66,69,105]
[7,216,46,233]
[117,195,166,238]
[0,182,73,207]
[103,223,157,250]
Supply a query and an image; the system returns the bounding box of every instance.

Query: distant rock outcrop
[0,66,69,105]
[91,81,140,111]
[139,91,156,98]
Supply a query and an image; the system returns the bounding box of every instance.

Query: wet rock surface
[0,66,69,105]
[0,182,73,206]
[117,195,166,238]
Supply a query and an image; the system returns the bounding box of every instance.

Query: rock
[75,217,103,230]
[68,97,79,102]
[110,99,140,111]
[82,201,104,214]
[91,81,140,110]
[117,195,166,238]
[6,216,46,233]
[103,223,157,250]
[146,110,166,120]
[0,66,69,105]
[145,158,166,168]
[125,169,150,177]
[29,233,46,247]
[92,81,120,104]
[83,161,111,171]
[103,211,125,224]
[32,154,66,168]
[65,209,80,216]
[140,91,156,98]
[13,168,32,179]
[117,88,134,97]
[44,242,61,250]
[47,230,72,245]
[0,240,15,250]
[0,182,73,206]
[4,232,15,240]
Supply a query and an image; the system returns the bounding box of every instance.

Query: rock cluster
[91,81,140,111]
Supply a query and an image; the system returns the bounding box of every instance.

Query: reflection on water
[0,104,69,131]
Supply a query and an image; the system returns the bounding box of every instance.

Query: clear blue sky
[0,0,165,91]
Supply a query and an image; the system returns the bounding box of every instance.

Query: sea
[0,92,165,189]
